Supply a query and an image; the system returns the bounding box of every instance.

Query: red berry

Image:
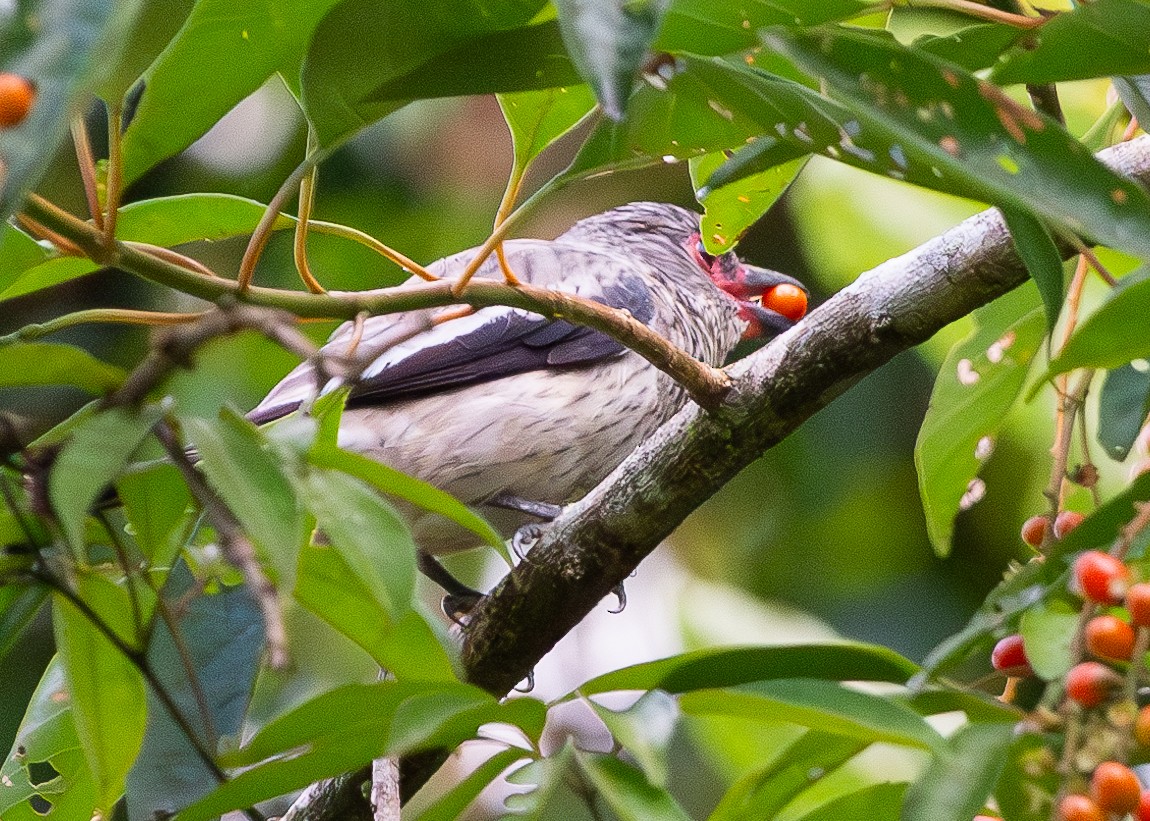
[1021,515,1049,547]
[1091,761,1142,816]
[762,283,808,322]
[1139,789,1150,821]
[1135,706,1150,748]
[1058,794,1104,821]
[991,634,1032,675]
[1074,551,1131,605]
[1065,661,1121,708]
[1085,615,1136,661]
[0,73,35,127]
[1128,583,1150,627]
[1055,510,1087,539]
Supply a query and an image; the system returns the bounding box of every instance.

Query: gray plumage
[250,202,803,555]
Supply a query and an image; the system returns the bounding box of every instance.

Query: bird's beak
[736,301,799,341]
[716,263,808,302]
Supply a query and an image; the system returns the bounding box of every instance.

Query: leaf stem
[103,105,124,249]
[0,308,208,345]
[294,128,325,294]
[70,116,103,230]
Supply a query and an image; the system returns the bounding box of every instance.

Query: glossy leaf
[1098,363,1150,461]
[0,0,142,218]
[0,583,47,663]
[0,258,101,303]
[0,224,48,291]
[766,26,1150,259]
[653,0,869,56]
[126,566,263,820]
[504,743,576,818]
[52,587,146,812]
[690,149,806,253]
[119,0,343,183]
[298,468,416,620]
[115,461,192,566]
[575,643,917,698]
[902,721,1014,821]
[588,690,677,787]
[1018,598,1077,681]
[681,679,944,752]
[96,0,194,103]
[1047,273,1150,375]
[48,405,161,552]
[300,0,549,147]
[1049,471,1150,560]
[708,732,866,821]
[1001,208,1064,332]
[180,681,546,819]
[0,659,98,819]
[914,24,1028,72]
[499,84,598,171]
[310,445,502,551]
[800,782,906,821]
[0,342,125,393]
[294,537,456,681]
[991,0,1150,85]
[414,746,528,821]
[554,0,666,120]
[915,287,1046,556]
[1114,75,1150,133]
[183,408,303,579]
[573,750,693,821]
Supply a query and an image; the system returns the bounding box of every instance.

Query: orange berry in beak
[763,283,808,322]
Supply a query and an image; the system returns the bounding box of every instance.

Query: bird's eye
[695,240,716,267]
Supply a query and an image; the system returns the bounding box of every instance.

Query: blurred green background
[0,69,1125,769]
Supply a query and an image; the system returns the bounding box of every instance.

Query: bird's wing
[247,269,654,424]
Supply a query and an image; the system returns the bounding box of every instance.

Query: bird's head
[684,232,809,341]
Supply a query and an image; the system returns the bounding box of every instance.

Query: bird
[247,202,807,596]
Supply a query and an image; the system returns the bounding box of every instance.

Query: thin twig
[238,159,314,291]
[124,241,222,279]
[293,129,325,294]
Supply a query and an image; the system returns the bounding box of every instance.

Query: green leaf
[1001,209,1065,332]
[183,408,303,580]
[499,84,598,170]
[0,342,125,393]
[295,537,456,680]
[681,679,944,752]
[588,690,677,787]
[1098,364,1150,461]
[765,26,1150,259]
[707,732,866,821]
[0,224,48,291]
[1114,75,1150,134]
[575,643,918,698]
[554,0,667,120]
[0,583,47,663]
[991,0,1150,85]
[0,258,99,303]
[115,461,192,566]
[412,746,528,821]
[300,0,549,148]
[180,681,546,820]
[504,743,576,818]
[915,288,1046,556]
[48,405,161,552]
[653,0,869,56]
[1047,272,1150,376]
[800,782,906,821]
[310,445,503,552]
[96,0,194,103]
[0,0,143,217]
[0,659,98,819]
[993,733,1058,821]
[690,148,806,253]
[902,721,1014,821]
[1019,598,1078,681]
[126,565,264,820]
[52,587,147,812]
[914,24,1028,72]
[573,750,693,821]
[1049,471,1150,560]
[119,0,343,183]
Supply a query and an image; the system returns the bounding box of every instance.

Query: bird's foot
[511,523,546,560]
[513,669,535,693]
[608,582,627,614]
[487,493,562,521]
[417,551,485,624]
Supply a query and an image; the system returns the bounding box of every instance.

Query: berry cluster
[985,511,1150,820]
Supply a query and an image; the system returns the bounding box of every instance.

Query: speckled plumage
[251,202,784,554]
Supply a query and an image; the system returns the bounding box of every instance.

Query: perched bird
[249,202,806,588]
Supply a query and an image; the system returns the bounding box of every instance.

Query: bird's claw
[608,582,627,614]
[512,523,546,559]
[442,591,485,626]
[513,669,535,693]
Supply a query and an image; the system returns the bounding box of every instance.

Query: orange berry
[1074,551,1131,605]
[1021,515,1048,547]
[762,283,808,322]
[1139,789,1150,821]
[991,634,1032,675]
[1091,761,1142,816]
[0,73,35,127]
[1128,583,1150,627]
[1135,706,1150,748]
[1085,615,1136,661]
[1065,661,1121,708]
[1055,510,1087,539]
[1058,793,1104,821]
